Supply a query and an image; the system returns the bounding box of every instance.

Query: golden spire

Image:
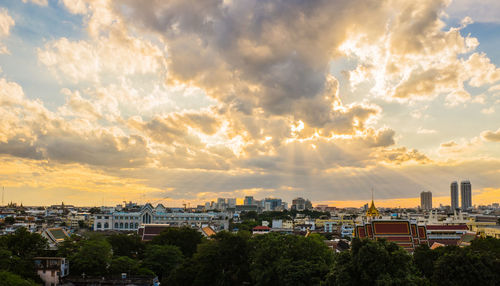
[366,188,380,218]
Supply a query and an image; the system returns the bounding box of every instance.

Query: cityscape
[1,0,500,285]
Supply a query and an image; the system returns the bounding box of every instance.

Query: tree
[0,228,47,259]
[70,238,112,276]
[57,234,83,258]
[0,270,38,286]
[432,246,498,286]
[109,256,140,275]
[151,227,203,257]
[107,233,144,258]
[323,238,424,286]
[413,244,439,279]
[167,231,252,286]
[142,244,184,281]
[250,233,333,286]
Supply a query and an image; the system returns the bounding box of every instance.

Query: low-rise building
[34,257,69,286]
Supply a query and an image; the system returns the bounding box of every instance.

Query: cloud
[0,77,151,168]
[481,128,500,142]
[113,0,394,133]
[0,8,14,54]
[21,0,48,6]
[417,128,437,134]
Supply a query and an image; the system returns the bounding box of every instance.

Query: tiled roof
[202,226,216,237]
[426,225,468,230]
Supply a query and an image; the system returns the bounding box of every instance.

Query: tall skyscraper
[450,181,459,210]
[420,191,432,211]
[460,180,472,210]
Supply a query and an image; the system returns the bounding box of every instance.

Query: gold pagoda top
[366,199,380,217]
[366,189,380,218]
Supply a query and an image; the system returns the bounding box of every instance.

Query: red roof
[426,225,468,230]
[253,226,271,231]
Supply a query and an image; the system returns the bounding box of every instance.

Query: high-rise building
[292,197,306,211]
[460,180,472,210]
[450,181,459,210]
[227,198,236,208]
[244,196,254,206]
[420,191,432,211]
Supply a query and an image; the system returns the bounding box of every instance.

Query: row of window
[95,222,140,229]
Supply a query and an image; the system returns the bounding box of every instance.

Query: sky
[1,0,500,208]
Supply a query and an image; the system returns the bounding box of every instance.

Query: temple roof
[366,199,380,217]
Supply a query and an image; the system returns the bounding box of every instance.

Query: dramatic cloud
[1,0,500,206]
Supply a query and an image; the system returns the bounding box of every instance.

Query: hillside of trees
[0,227,499,285]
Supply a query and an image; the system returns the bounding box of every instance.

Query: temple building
[365,190,381,220]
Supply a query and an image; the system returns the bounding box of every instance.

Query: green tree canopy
[109,256,141,275]
[432,245,498,286]
[323,238,423,286]
[107,233,144,258]
[142,244,184,281]
[0,228,47,259]
[151,226,203,257]
[70,238,112,276]
[250,233,333,286]
[0,270,38,286]
[167,231,252,286]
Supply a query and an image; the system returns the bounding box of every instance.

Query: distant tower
[450,181,459,210]
[420,191,432,211]
[460,180,472,211]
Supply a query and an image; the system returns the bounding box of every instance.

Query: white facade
[93,203,227,231]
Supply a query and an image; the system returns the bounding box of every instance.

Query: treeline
[1,227,499,285]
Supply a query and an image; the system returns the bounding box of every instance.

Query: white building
[93,203,229,231]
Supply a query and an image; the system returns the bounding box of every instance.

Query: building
[227,198,237,208]
[355,220,428,252]
[460,180,472,211]
[93,203,228,232]
[263,198,282,211]
[34,257,69,286]
[292,197,309,211]
[41,228,70,249]
[244,196,255,206]
[420,191,432,211]
[426,224,470,246]
[451,181,459,210]
[253,225,271,235]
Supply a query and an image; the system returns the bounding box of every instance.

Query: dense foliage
[0,227,499,286]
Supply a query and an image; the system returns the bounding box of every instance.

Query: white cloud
[0,8,14,54]
[22,0,48,6]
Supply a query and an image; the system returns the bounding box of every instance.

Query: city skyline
[1,1,500,207]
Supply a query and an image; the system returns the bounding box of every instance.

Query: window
[115,222,118,229]
[125,222,128,229]
[105,216,109,219]
[97,222,102,229]
[135,223,139,229]
[120,223,123,229]
[97,216,102,219]
[104,222,109,229]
